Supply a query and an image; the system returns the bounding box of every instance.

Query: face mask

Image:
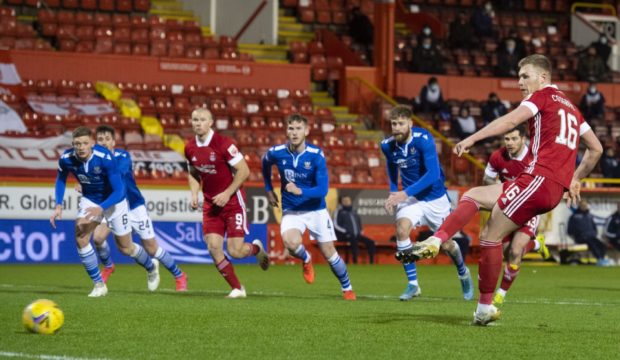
[422,43,431,49]
[430,84,439,91]
[485,3,492,11]
[343,206,353,211]
[423,27,431,35]
[507,45,515,52]
[589,86,597,94]
[600,37,607,44]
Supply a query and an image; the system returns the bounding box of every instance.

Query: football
[22,299,65,335]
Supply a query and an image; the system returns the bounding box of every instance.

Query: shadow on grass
[360,312,469,326]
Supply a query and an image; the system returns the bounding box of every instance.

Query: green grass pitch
[1,264,619,359]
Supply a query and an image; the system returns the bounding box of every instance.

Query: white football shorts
[281,208,336,243]
[128,204,155,239]
[78,197,131,236]
[396,194,451,231]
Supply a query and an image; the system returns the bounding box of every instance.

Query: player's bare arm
[212,158,250,207]
[566,130,603,207]
[266,190,279,207]
[285,182,302,195]
[386,191,408,209]
[50,204,63,229]
[187,165,202,210]
[455,106,532,156]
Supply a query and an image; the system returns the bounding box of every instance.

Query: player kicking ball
[86,125,188,291]
[482,125,550,305]
[262,114,356,300]
[397,54,602,325]
[51,127,160,297]
[382,106,474,301]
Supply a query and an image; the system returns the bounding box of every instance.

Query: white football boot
[225,286,247,299]
[253,239,270,271]
[88,282,108,297]
[147,259,160,291]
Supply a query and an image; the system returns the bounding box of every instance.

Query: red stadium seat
[57,11,76,25]
[99,0,115,11]
[79,0,97,10]
[131,43,148,55]
[76,12,94,26]
[94,13,112,27]
[131,28,148,44]
[62,0,79,9]
[298,7,315,23]
[94,37,113,53]
[114,42,131,55]
[130,15,149,28]
[76,26,94,41]
[168,42,185,58]
[150,41,167,56]
[133,0,150,12]
[114,26,131,42]
[116,0,133,12]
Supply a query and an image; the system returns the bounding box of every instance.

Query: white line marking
[0,351,112,360]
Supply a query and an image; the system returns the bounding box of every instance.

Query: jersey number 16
[555,109,578,150]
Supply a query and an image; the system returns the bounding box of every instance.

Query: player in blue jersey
[381,106,474,301]
[87,125,188,291]
[262,114,356,300]
[50,127,160,297]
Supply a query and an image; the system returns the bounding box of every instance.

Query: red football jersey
[485,146,532,183]
[184,131,245,203]
[520,85,591,189]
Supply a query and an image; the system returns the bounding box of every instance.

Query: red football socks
[478,240,503,305]
[499,263,521,291]
[435,196,480,242]
[216,258,242,290]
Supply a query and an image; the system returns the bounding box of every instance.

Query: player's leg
[75,217,107,296]
[393,201,423,300]
[281,214,314,283]
[205,232,246,298]
[106,202,159,291]
[407,184,504,261]
[224,207,268,270]
[426,195,474,300]
[473,205,520,325]
[495,230,529,305]
[130,205,187,291]
[92,222,115,283]
[75,198,108,296]
[311,210,354,300]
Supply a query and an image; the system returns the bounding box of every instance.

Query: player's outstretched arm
[187,165,201,210]
[455,106,532,156]
[566,129,603,207]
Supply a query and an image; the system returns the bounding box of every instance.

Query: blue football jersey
[55,144,125,209]
[380,127,447,202]
[262,143,329,211]
[113,149,145,210]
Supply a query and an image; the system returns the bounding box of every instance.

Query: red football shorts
[202,200,248,238]
[498,173,564,226]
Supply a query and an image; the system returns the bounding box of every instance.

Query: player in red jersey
[185,108,269,298]
[397,54,603,325]
[483,125,550,305]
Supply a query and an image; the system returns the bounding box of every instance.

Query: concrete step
[312,98,335,107]
[326,105,349,114]
[355,130,384,141]
[149,8,195,18]
[279,16,297,23]
[150,0,184,11]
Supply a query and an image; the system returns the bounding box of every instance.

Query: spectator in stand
[604,202,620,251]
[415,77,448,120]
[449,11,476,49]
[567,199,611,266]
[601,147,620,179]
[410,37,445,75]
[499,29,527,61]
[348,7,374,64]
[591,34,611,69]
[579,82,606,121]
[496,39,520,77]
[481,92,508,125]
[471,1,496,38]
[454,106,477,140]
[333,195,377,264]
[417,24,435,45]
[577,46,608,83]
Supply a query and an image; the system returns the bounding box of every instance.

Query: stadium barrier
[1,179,618,265]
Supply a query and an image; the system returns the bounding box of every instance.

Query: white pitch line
[0,351,112,360]
[2,283,619,307]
